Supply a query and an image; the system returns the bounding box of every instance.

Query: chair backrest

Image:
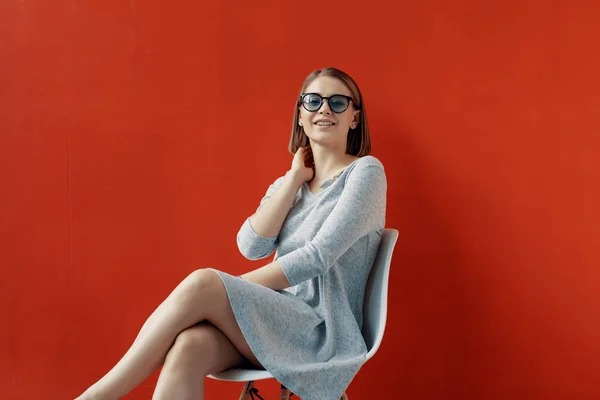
[362,228,399,360]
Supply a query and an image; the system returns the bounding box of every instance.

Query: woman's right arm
[248,170,304,238]
[237,146,314,260]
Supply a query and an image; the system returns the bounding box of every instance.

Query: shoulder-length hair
[288,67,371,156]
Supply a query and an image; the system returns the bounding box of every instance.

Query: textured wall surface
[1,0,598,398]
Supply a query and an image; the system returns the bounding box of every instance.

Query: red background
[1,0,599,399]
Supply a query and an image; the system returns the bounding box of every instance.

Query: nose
[318,99,333,114]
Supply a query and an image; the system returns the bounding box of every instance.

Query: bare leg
[151,322,245,400]
[75,269,260,400]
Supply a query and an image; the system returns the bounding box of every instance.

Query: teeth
[315,121,333,126]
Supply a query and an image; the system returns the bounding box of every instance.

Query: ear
[350,110,360,129]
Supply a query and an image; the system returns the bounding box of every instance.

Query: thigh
[201,269,264,369]
[170,322,245,375]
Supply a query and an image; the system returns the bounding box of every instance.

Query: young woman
[76,67,387,400]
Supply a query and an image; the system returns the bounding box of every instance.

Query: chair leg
[239,381,261,400]
[279,383,348,400]
[280,384,295,399]
[238,381,253,400]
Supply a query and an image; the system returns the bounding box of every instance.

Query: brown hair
[288,67,371,156]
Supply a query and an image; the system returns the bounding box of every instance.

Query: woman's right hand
[288,145,315,184]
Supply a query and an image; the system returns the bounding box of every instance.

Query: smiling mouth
[314,121,335,126]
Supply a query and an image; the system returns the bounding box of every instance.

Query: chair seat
[208,368,273,382]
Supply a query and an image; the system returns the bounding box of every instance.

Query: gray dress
[210,155,387,400]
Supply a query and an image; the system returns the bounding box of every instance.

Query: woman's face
[298,76,360,148]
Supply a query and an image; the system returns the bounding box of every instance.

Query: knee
[168,323,221,363]
[183,268,221,292]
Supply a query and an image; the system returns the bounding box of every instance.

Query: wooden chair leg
[238,381,254,400]
[239,381,266,400]
[279,383,348,400]
[280,384,294,399]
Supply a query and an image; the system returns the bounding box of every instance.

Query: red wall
[1,1,599,399]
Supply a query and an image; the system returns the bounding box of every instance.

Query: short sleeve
[277,160,387,286]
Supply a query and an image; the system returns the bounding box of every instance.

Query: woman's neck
[310,147,359,184]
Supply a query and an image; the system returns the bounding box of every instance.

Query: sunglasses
[299,93,356,113]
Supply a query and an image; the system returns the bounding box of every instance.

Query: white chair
[207,228,399,400]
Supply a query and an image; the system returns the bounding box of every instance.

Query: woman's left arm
[240,158,387,291]
[239,259,291,290]
[275,160,387,287]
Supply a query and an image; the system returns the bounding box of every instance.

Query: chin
[307,129,343,138]
[307,136,346,148]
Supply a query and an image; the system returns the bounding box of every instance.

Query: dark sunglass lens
[303,94,322,111]
[329,95,349,112]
